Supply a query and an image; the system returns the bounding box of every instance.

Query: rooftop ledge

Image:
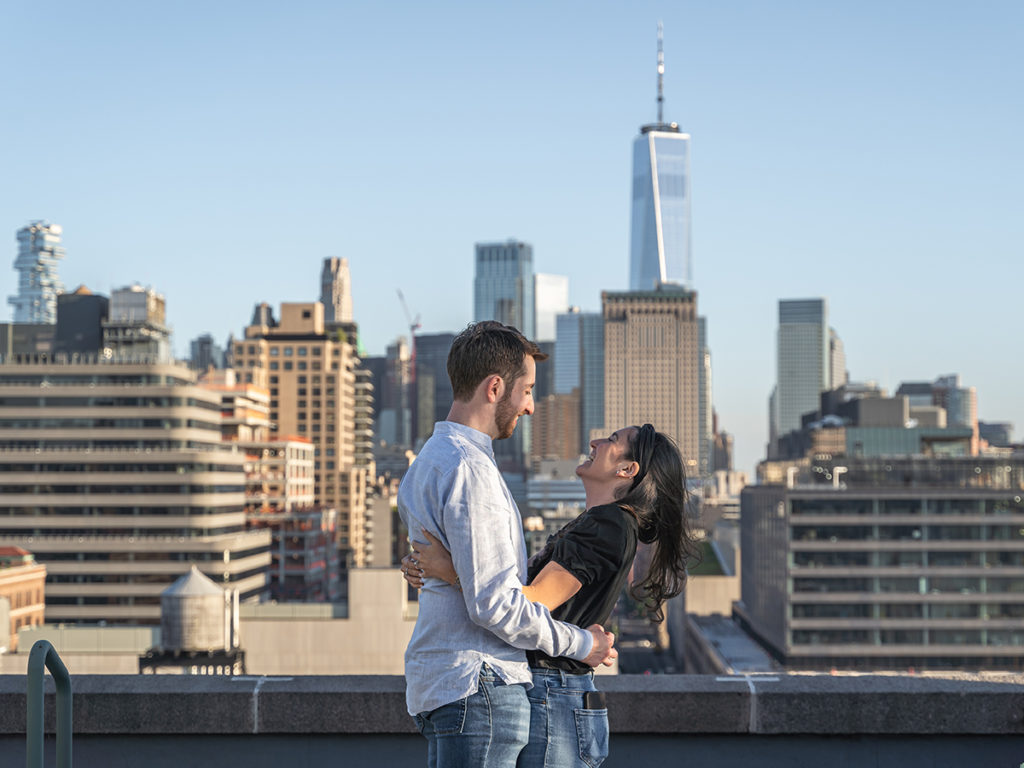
[2,674,1023,766]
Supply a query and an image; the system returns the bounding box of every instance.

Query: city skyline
[3,1,1022,474]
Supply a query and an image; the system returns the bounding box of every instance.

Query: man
[399,321,615,767]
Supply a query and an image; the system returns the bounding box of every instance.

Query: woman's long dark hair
[615,423,700,622]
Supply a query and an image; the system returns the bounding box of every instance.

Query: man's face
[494,355,536,440]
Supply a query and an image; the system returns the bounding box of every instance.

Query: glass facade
[629,130,692,291]
[9,221,65,324]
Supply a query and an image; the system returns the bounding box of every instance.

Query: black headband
[630,423,656,490]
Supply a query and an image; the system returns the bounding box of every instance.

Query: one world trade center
[629,24,692,291]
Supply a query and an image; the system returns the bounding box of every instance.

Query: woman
[401,423,699,768]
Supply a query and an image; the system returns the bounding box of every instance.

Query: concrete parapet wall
[2,673,1023,766]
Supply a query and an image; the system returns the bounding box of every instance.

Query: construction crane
[396,289,421,384]
[396,289,421,338]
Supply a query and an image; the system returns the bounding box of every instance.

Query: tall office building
[190,333,225,372]
[772,299,830,449]
[829,328,847,390]
[9,221,65,325]
[554,310,604,456]
[0,358,271,624]
[629,28,692,291]
[534,274,569,342]
[603,287,699,475]
[697,317,713,479]
[411,332,455,448]
[321,258,353,325]
[230,302,370,567]
[474,240,536,471]
[474,240,535,339]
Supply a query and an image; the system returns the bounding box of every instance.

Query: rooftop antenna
[657,21,665,125]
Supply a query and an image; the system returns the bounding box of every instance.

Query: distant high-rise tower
[829,327,847,390]
[772,299,830,446]
[9,221,65,324]
[697,316,713,478]
[475,240,536,472]
[533,273,569,342]
[555,309,604,455]
[321,257,353,325]
[474,240,535,340]
[629,25,692,291]
[603,287,699,476]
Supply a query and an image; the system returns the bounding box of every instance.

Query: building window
[298,375,307,384]
[270,347,279,357]
[284,347,293,357]
[270,362,279,370]
[312,348,322,357]
[298,400,307,408]
[284,362,293,371]
[247,345,256,355]
[298,362,307,370]
[312,362,321,371]
[298,347,308,357]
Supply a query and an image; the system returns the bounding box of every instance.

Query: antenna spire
[657,21,665,125]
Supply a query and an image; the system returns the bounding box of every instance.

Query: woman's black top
[525,503,638,674]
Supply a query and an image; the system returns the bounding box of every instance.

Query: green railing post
[27,639,72,768]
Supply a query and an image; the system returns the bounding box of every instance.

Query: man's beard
[494,391,518,440]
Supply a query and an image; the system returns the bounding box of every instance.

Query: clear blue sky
[3,1,1022,474]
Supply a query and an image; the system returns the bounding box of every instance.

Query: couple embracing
[398,320,697,767]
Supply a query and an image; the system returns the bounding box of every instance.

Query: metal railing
[26,639,72,767]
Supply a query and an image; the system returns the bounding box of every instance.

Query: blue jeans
[414,663,530,768]
[518,668,609,768]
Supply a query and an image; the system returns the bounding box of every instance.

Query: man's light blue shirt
[398,421,594,716]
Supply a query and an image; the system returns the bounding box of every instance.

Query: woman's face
[576,426,639,485]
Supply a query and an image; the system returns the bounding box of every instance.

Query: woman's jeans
[518,667,609,768]
[414,663,530,768]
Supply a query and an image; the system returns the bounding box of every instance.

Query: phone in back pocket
[582,691,606,710]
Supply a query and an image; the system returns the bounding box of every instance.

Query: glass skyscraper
[9,221,65,324]
[773,298,830,442]
[474,240,534,340]
[629,126,692,290]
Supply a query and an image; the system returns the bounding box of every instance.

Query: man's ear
[484,374,504,403]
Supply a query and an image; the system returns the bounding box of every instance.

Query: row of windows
[1,526,243,537]
[791,499,1024,516]
[0,484,245,495]
[38,546,270,562]
[792,524,1024,542]
[793,576,1024,593]
[0,506,243,516]
[792,603,1024,619]
[0,396,220,410]
[793,551,1024,567]
[236,345,326,358]
[1,587,43,608]
[0,418,221,431]
[0,463,242,474]
[791,629,1024,646]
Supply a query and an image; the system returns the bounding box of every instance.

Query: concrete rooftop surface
[2,673,1024,767]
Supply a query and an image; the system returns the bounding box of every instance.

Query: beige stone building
[0,547,46,651]
[230,302,370,567]
[602,287,700,474]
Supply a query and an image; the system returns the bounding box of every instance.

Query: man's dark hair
[447,321,548,402]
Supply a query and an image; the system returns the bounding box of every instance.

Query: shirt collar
[433,420,495,459]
